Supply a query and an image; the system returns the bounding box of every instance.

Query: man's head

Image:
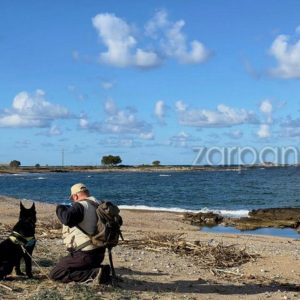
[70,183,90,202]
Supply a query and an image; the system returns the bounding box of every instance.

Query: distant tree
[9,160,21,169]
[35,163,41,168]
[101,155,122,166]
[152,160,161,166]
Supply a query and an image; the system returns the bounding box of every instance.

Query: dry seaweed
[122,233,257,270]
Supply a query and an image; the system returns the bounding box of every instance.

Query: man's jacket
[56,196,99,251]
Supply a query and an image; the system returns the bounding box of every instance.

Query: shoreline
[0,195,299,299]
[0,195,299,240]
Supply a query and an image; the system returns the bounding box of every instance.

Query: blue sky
[1,0,300,166]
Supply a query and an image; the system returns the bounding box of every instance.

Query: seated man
[49,183,110,284]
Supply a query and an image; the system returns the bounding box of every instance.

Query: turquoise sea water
[0,168,299,238]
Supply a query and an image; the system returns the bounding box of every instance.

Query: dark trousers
[49,248,105,283]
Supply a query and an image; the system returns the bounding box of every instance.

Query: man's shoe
[98,265,111,285]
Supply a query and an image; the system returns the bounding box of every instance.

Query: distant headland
[0,163,299,174]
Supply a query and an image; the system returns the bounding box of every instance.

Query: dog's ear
[20,201,25,210]
[31,202,36,210]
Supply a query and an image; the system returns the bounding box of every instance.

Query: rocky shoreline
[183,208,300,233]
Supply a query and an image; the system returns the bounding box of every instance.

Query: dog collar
[9,231,35,247]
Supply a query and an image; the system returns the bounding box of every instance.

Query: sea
[0,168,299,238]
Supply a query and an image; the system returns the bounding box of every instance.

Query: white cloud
[259,99,273,114]
[259,99,273,123]
[100,80,114,90]
[280,116,300,137]
[49,125,62,136]
[168,131,193,148]
[225,130,243,139]
[154,100,166,122]
[80,99,153,137]
[99,137,142,148]
[92,10,210,68]
[68,85,88,101]
[281,116,300,128]
[281,127,300,137]
[177,102,257,128]
[79,117,89,129]
[146,10,210,64]
[257,124,271,138]
[269,28,300,78]
[37,125,62,137]
[104,98,118,115]
[0,90,70,128]
[140,132,154,140]
[92,13,161,68]
[145,9,169,37]
[175,100,187,112]
[164,20,209,64]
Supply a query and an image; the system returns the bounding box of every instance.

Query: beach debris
[0,283,13,291]
[211,268,242,277]
[123,233,256,272]
[35,219,62,239]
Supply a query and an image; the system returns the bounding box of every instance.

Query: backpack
[77,199,123,279]
[90,200,123,248]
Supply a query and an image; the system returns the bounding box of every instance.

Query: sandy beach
[0,196,299,300]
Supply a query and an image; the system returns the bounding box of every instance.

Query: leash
[20,245,51,281]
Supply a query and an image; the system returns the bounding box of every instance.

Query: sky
[1,0,300,166]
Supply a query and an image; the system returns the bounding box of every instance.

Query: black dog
[0,202,36,279]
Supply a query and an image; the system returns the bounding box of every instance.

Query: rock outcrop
[183,208,300,233]
[183,212,223,227]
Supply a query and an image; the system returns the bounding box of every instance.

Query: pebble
[264,292,272,298]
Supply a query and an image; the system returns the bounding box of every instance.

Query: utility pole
[62,148,64,167]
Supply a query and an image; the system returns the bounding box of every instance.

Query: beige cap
[70,183,88,197]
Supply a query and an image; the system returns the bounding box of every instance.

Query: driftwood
[0,283,13,291]
[123,233,256,271]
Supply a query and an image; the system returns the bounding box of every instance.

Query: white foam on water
[118,205,249,217]
[159,174,171,177]
[216,209,249,217]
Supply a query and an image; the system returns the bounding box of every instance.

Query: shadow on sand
[117,268,299,295]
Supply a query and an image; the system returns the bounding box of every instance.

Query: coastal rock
[249,207,300,221]
[183,212,223,227]
[224,208,300,231]
[183,208,300,233]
